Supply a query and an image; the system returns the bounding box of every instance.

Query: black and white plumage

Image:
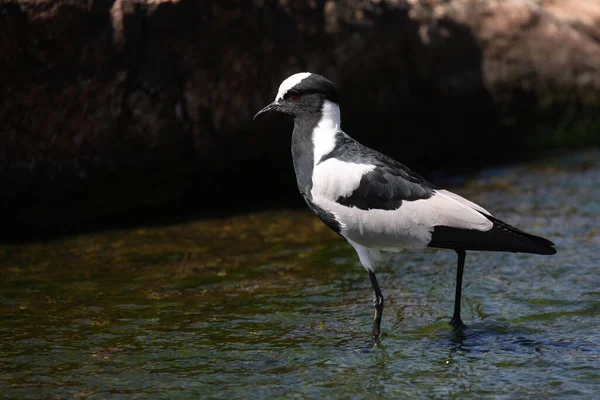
[254,72,557,341]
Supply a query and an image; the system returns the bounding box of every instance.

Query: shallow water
[1,150,599,399]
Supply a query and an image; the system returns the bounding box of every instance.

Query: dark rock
[0,0,599,240]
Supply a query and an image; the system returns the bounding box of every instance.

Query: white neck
[312,100,341,166]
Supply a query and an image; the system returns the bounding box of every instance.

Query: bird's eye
[290,95,298,100]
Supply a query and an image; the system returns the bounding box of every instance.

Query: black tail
[429,214,557,255]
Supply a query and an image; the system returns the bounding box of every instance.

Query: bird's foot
[449,317,466,331]
[371,327,381,342]
[370,331,382,347]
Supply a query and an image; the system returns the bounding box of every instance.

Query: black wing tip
[485,214,557,255]
[524,243,557,255]
[536,242,557,255]
[429,215,558,255]
[534,236,557,255]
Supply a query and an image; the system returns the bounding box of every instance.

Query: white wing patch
[275,72,312,101]
[311,189,493,251]
[312,101,341,166]
[420,191,493,230]
[311,159,375,200]
[438,189,492,216]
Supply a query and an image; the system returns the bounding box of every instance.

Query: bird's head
[254,72,339,120]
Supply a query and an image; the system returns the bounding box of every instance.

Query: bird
[254,72,557,341]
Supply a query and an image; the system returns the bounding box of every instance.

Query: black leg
[449,249,466,330]
[368,270,384,341]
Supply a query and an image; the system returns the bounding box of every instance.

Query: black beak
[253,101,279,120]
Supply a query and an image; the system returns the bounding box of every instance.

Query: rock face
[1,0,599,239]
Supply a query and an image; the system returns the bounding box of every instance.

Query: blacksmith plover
[254,72,557,341]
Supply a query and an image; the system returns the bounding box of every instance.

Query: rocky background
[1,0,599,240]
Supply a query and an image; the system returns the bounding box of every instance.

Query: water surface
[1,150,599,398]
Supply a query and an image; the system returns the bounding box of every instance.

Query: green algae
[1,150,599,399]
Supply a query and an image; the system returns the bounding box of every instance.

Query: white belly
[311,191,493,251]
